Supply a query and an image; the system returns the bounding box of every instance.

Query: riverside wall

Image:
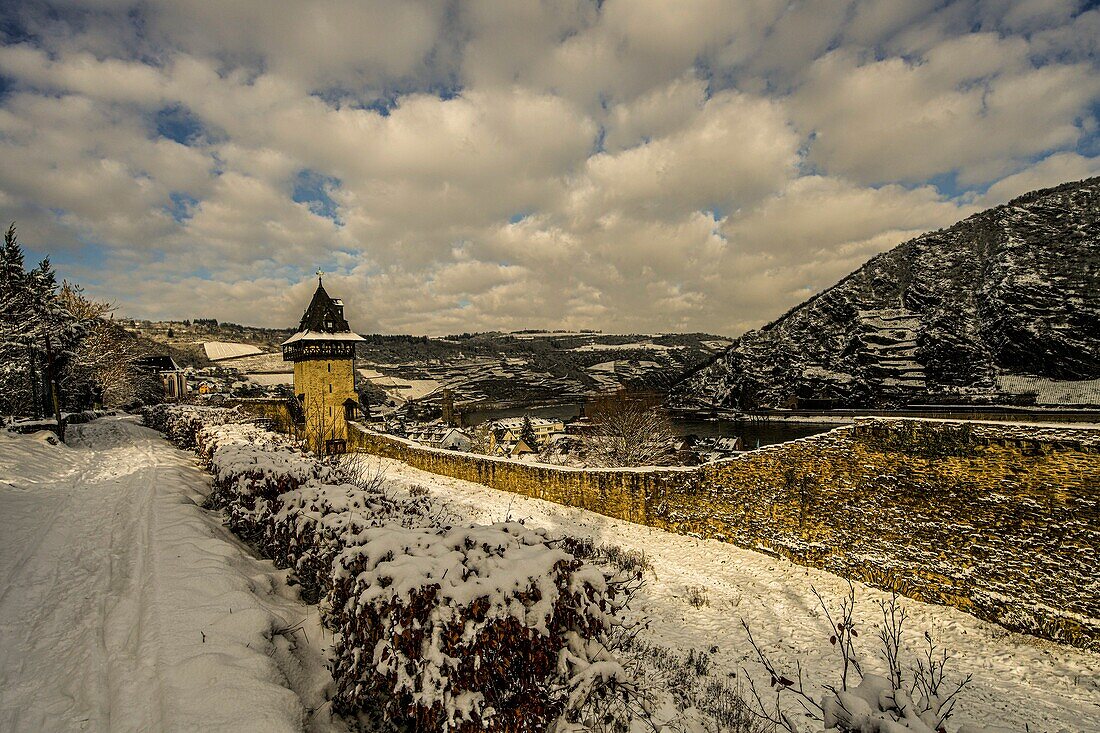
[346,418,1100,650]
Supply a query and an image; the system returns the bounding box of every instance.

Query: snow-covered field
[0,418,339,732]
[379,458,1100,733]
[996,375,1100,405]
[357,369,441,402]
[2,418,1097,732]
[246,372,294,387]
[203,341,263,361]
[570,341,677,352]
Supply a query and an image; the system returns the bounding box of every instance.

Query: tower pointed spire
[283,273,363,362]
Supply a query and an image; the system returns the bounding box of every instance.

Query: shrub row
[142,403,245,449]
[145,404,636,732]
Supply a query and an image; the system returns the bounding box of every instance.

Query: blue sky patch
[154,105,207,145]
[166,192,198,222]
[292,170,342,223]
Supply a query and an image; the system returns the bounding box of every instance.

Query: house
[487,416,565,451]
[135,355,188,401]
[692,434,746,464]
[714,436,744,452]
[406,425,473,452]
[492,437,537,458]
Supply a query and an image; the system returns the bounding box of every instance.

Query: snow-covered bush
[63,409,110,425]
[327,521,633,732]
[141,403,244,449]
[147,405,643,733]
[265,479,434,604]
[200,425,328,539]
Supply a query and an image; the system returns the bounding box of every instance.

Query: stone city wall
[225,398,299,435]
[346,418,1100,650]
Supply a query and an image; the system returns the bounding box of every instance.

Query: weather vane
[316,268,324,283]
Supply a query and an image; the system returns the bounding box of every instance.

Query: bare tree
[302,391,334,457]
[741,583,973,733]
[467,422,493,455]
[56,282,159,407]
[586,389,678,467]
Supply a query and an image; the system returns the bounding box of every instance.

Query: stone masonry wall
[345,418,1100,650]
[225,398,299,435]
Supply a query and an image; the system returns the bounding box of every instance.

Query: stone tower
[282,275,364,454]
[441,388,454,426]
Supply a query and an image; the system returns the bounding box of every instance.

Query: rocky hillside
[673,177,1100,409]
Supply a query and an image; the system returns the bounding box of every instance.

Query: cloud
[791,33,1100,185]
[0,0,1097,336]
[975,152,1100,206]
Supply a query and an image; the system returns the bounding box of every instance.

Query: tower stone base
[294,357,357,454]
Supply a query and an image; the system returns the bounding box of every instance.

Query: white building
[407,425,473,452]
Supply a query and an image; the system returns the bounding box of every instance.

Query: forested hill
[672,177,1100,410]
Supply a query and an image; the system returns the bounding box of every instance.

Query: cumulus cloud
[0,0,1097,336]
[791,34,1100,184]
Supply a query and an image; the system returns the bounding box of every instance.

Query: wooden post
[27,343,40,419]
[44,332,64,440]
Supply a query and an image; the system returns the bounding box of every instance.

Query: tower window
[328,363,331,372]
[329,383,333,393]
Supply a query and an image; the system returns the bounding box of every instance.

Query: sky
[0,1,1098,337]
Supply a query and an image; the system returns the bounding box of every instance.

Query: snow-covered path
[0,418,336,733]
[380,457,1100,733]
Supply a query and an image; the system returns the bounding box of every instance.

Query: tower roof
[282,277,363,358]
[296,279,350,333]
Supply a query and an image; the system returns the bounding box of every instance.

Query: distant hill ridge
[672,176,1100,409]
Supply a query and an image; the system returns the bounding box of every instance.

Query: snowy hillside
[673,177,1100,409]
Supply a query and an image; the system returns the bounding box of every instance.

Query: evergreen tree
[518,414,539,448]
[0,223,37,416]
[0,224,83,417]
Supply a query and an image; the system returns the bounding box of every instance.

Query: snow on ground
[996,375,1100,405]
[246,372,294,386]
[357,369,441,402]
[219,352,291,373]
[378,458,1100,733]
[0,418,341,733]
[203,341,263,361]
[570,342,675,352]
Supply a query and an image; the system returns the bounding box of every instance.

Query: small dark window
[329,383,333,393]
[327,363,331,372]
